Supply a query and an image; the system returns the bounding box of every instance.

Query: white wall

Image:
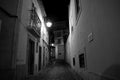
[67,0,120,80]
[57,45,64,60]
[16,0,32,65]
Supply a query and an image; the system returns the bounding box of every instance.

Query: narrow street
[26,60,83,80]
[1,0,120,80]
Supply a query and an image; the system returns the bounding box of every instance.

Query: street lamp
[51,43,54,46]
[46,21,52,27]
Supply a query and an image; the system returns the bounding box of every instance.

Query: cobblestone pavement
[26,60,83,80]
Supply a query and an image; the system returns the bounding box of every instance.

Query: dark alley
[0,0,120,80]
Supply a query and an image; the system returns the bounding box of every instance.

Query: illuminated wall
[67,0,120,80]
[33,0,49,68]
[16,0,48,79]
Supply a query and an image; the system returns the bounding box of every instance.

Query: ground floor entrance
[28,39,35,75]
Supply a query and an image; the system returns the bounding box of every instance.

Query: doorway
[28,39,35,75]
[38,46,41,70]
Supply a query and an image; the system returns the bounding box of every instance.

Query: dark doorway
[28,39,35,75]
[38,46,41,70]
[79,53,85,68]
[43,47,45,66]
[73,57,75,66]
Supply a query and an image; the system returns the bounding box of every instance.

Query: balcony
[27,21,41,38]
[27,5,41,38]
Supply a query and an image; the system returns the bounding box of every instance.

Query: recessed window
[75,0,80,14]
[75,0,82,24]
[73,57,75,66]
[71,26,73,32]
[36,42,38,53]
[57,39,61,44]
[0,20,2,32]
[58,53,61,55]
[56,31,61,37]
[79,53,85,68]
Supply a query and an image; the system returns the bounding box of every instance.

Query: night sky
[41,0,70,43]
[42,0,70,22]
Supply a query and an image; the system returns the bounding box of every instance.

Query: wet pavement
[26,60,83,80]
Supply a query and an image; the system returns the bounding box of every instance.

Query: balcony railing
[27,4,41,38]
[27,20,41,38]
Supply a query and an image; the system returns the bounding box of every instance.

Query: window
[79,53,85,68]
[58,53,61,55]
[0,20,2,32]
[36,42,38,53]
[73,57,75,66]
[56,31,61,37]
[57,39,61,44]
[37,19,41,28]
[75,0,82,24]
[75,0,80,14]
[71,26,73,32]
[29,3,35,26]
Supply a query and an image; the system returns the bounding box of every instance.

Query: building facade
[0,0,49,80]
[0,0,19,80]
[51,21,68,60]
[54,30,65,60]
[66,0,120,80]
[16,0,49,79]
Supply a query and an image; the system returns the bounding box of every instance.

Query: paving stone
[26,60,84,80]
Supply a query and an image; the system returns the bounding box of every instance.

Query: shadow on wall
[100,64,120,80]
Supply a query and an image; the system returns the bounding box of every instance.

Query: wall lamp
[46,21,52,27]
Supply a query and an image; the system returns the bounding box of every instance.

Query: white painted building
[15,0,49,79]
[55,45,64,60]
[0,0,49,80]
[54,30,65,60]
[66,0,120,80]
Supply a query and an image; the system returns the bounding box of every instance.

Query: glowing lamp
[51,43,54,46]
[46,21,52,27]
